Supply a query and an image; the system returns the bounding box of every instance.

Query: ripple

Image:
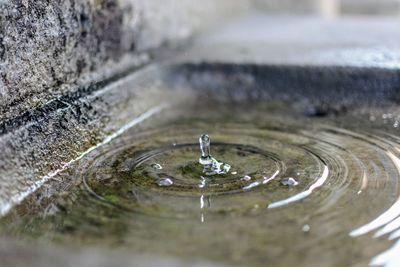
[268,165,329,209]
[80,121,398,217]
[74,113,400,266]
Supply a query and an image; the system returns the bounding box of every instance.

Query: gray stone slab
[182,13,400,68]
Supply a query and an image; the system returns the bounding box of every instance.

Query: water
[198,134,231,175]
[2,98,400,266]
[281,177,299,186]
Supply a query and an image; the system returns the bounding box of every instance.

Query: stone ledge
[0,0,249,123]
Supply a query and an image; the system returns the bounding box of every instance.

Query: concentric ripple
[72,103,400,266]
[81,116,400,231]
[6,103,400,267]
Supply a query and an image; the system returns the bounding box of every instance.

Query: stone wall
[0,0,249,124]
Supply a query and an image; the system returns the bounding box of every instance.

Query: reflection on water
[2,99,400,267]
[351,150,400,266]
[268,165,329,209]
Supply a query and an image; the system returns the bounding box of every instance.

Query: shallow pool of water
[2,65,400,266]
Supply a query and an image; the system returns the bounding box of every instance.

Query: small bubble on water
[157,178,173,187]
[281,177,299,186]
[302,224,310,232]
[383,113,393,119]
[152,163,163,170]
[241,175,252,181]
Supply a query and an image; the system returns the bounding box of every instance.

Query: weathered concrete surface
[181,14,400,68]
[0,0,249,123]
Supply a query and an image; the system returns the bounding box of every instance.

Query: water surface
[2,97,400,267]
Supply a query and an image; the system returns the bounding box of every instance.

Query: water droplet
[152,163,163,170]
[383,113,393,119]
[302,224,310,232]
[199,134,212,164]
[199,176,206,188]
[157,178,173,187]
[198,134,231,175]
[241,175,252,181]
[281,177,299,186]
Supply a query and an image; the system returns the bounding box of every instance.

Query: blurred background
[254,0,400,17]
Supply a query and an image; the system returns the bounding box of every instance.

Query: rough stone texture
[0,0,249,123]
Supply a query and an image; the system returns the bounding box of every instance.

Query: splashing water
[198,134,231,175]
